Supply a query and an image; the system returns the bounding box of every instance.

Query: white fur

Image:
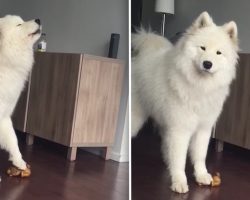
[0,15,41,170]
[132,12,239,193]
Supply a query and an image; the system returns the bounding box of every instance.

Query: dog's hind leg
[0,117,26,170]
[189,127,212,185]
[131,96,146,138]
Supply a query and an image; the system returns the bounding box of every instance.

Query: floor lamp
[155,0,175,36]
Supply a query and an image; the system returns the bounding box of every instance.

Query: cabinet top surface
[35,52,124,64]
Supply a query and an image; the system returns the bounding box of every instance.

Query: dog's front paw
[195,172,213,185]
[171,182,189,193]
[171,171,189,193]
[12,159,26,170]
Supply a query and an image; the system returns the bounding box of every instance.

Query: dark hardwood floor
[132,120,250,200]
[0,132,128,200]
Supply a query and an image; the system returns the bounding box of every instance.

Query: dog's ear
[187,12,214,33]
[223,21,238,46]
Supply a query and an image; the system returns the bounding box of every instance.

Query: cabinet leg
[67,147,77,161]
[101,147,112,160]
[26,133,34,146]
[215,140,224,152]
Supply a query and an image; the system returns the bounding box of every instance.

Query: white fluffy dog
[132,12,239,193]
[0,15,41,170]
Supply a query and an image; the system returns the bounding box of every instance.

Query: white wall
[111,102,129,162]
[142,0,250,52]
[0,0,129,161]
[0,0,128,58]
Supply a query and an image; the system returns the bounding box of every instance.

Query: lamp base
[161,13,166,36]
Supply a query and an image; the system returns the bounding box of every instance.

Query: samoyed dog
[0,15,41,170]
[132,12,239,193]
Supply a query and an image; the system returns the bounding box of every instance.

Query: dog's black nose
[35,19,41,25]
[203,61,213,69]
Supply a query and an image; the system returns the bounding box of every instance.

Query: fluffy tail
[132,29,172,56]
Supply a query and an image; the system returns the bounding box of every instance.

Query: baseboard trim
[110,151,129,162]
[83,148,129,162]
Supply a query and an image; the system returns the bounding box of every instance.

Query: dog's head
[178,12,239,79]
[0,15,41,51]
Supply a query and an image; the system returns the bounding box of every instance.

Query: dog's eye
[217,51,222,55]
[17,24,21,26]
[200,46,206,51]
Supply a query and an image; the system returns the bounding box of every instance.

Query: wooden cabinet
[215,53,250,150]
[12,82,30,132]
[12,52,124,160]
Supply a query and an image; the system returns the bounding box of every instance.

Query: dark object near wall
[108,33,120,58]
[132,0,143,33]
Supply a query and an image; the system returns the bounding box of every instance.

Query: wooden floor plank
[132,120,250,200]
[0,132,129,200]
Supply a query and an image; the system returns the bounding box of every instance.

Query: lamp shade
[155,0,174,14]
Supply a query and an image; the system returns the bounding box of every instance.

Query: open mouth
[28,27,41,36]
